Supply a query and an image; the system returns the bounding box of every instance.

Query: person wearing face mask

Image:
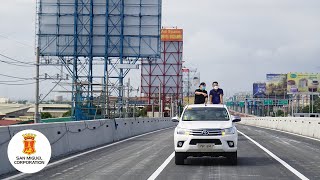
[209,81,224,104]
[194,82,208,104]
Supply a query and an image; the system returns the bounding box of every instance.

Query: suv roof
[186,104,227,108]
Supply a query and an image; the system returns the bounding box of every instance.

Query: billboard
[161,29,183,42]
[266,74,287,97]
[38,0,161,58]
[253,83,266,98]
[287,73,320,93]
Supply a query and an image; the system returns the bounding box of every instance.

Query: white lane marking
[147,152,175,180]
[238,130,309,180]
[4,127,175,180]
[242,124,320,142]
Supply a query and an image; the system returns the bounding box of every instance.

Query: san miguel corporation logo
[22,133,37,155]
[8,130,52,174]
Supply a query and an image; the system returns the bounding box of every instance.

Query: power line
[0,59,34,67]
[0,73,34,80]
[0,80,45,86]
[0,53,35,65]
[0,79,32,83]
[0,34,33,48]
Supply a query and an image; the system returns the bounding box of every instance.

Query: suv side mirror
[172,116,179,122]
[232,116,241,123]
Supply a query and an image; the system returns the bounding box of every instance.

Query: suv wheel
[228,152,237,165]
[175,152,186,165]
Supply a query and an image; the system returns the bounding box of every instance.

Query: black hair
[212,81,218,85]
[199,82,206,87]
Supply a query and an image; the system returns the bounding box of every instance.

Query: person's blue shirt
[209,88,224,104]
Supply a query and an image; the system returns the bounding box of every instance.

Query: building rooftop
[0,120,21,126]
[0,104,31,115]
[27,104,71,113]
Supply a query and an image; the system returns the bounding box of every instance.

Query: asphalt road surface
[5,124,320,180]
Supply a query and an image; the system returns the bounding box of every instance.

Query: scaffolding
[36,0,162,120]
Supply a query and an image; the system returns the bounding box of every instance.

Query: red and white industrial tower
[141,28,183,115]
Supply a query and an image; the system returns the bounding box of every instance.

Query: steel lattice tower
[36,0,162,120]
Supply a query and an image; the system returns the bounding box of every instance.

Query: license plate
[197,144,214,149]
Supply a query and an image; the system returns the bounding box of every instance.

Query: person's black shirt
[194,89,208,104]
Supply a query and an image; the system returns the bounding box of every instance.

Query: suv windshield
[182,107,230,121]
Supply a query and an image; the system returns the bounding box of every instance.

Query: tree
[276,110,284,117]
[137,107,147,117]
[313,96,320,113]
[62,109,72,117]
[41,112,53,119]
[300,97,320,113]
[301,105,310,113]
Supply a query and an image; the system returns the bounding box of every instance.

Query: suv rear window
[182,107,230,121]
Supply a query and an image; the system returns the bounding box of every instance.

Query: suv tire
[175,152,186,165]
[228,152,237,165]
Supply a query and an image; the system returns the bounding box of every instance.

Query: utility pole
[170,96,173,117]
[267,94,270,116]
[187,70,190,104]
[291,96,294,117]
[125,78,130,118]
[159,83,161,117]
[106,60,110,119]
[160,100,163,117]
[152,100,154,117]
[311,90,314,114]
[35,47,41,123]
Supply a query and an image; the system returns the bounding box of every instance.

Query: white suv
[172,104,241,165]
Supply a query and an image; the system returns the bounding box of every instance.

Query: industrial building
[27,104,71,118]
[0,104,31,119]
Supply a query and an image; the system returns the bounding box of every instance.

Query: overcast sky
[0,0,320,101]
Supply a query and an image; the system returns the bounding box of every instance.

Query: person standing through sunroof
[209,81,224,104]
[194,82,208,104]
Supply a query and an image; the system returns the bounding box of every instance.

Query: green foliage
[301,97,320,113]
[41,112,53,119]
[276,110,285,117]
[137,107,147,117]
[62,109,72,117]
[301,105,310,113]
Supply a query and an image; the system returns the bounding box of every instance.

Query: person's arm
[195,89,202,95]
[209,90,212,104]
[220,94,224,104]
[220,89,224,104]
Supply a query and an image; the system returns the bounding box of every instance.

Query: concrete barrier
[240,117,320,140]
[0,117,176,176]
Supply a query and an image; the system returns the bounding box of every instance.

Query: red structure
[141,28,183,111]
